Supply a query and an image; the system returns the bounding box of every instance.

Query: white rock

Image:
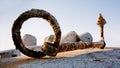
[44,35,54,43]
[79,32,93,42]
[44,31,80,43]
[23,34,37,46]
[44,31,93,44]
[60,31,80,43]
[27,46,41,51]
[0,49,21,58]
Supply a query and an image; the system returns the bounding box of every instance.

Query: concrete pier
[0,47,120,68]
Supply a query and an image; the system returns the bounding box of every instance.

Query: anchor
[12,9,61,58]
[12,9,106,58]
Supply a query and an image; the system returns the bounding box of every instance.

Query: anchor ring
[12,9,61,58]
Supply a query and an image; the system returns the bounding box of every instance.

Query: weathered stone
[60,31,80,43]
[23,34,37,46]
[44,31,80,43]
[44,35,54,43]
[1,47,120,68]
[27,46,41,51]
[0,49,21,58]
[79,32,93,42]
[44,32,93,43]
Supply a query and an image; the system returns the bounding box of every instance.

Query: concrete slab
[0,47,120,68]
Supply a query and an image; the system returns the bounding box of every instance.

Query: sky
[0,0,120,51]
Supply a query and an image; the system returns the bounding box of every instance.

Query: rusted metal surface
[58,41,105,52]
[12,9,61,58]
[41,40,105,56]
[12,9,106,58]
[41,13,107,56]
[97,13,106,40]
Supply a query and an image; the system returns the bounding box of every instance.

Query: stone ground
[0,47,120,68]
